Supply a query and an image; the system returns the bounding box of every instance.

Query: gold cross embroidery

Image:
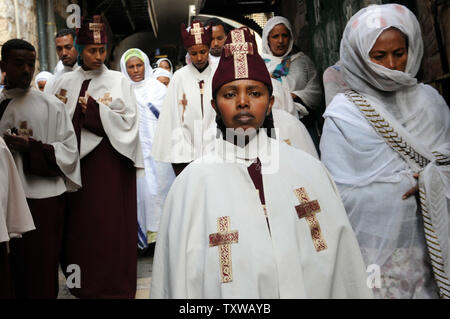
[209,216,239,283]
[190,22,204,45]
[78,92,89,106]
[98,92,112,106]
[179,93,188,122]
[284,139,292,146]
[55,89,68,104]
[18,121,33,137]
[224,29,254,79]
[294,188,327,252]
[89,16,104,44]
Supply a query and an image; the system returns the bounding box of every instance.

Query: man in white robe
[120,48,175,250]
[152,21,216,175]
[150,27,372,299]
[0,39,81,298]
[44,28,79,93]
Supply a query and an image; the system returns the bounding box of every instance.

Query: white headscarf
[120,48,153,84]
[152,67,172,80]
[156,58,173,74]
[34,71,54,89]
[119,48,167,112]
[262,16,294,59]
[340,4,423,96]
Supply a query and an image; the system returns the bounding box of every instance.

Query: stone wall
[0,0,39,69]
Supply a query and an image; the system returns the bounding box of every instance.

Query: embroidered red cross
[209,216,239,283]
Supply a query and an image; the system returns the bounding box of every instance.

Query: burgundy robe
[61,80,137,299]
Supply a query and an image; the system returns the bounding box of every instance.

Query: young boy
[0,39,81,298]
[150,28,373,299]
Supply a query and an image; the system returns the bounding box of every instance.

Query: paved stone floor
[57,255,153,299]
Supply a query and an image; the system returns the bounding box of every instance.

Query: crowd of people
[0,3,449,299]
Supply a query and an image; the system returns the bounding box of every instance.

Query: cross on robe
[224,29,254,79]
[98,92,112,106]
[294,187,327,252]
[179,93,188,122]
[18,121,33,137]
[55,89,68,104]
[209,216,239,283]
[89,16,104,44]
[190,22,204,45]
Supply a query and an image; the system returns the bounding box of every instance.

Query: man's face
[0,49,36,89]
[212,79,274,131]
[81,44,107,70]
[210,25,227,57]
[188,44,210,70]
[268,23,291,57]
[56,35,78,67]
[126,56,145,82]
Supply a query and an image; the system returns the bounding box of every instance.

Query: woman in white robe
[120,48,175,249]
[320,4,450,299]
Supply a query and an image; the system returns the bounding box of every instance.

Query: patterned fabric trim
[346,90,450,299]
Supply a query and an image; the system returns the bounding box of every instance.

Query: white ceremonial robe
[150,130,373,299]
[320,90,450,299]
[44,64,78,94]
[0,88,81,199]
[272,108,318,159]
[132,78,175,247]
[0,137,35,243]
[152,63,216,163]
[263,52,323,118]
[49,65,144,168]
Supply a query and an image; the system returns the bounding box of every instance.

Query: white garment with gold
[44,64,78,94]
[152,63,216,163]
[0,88,81,199]
[49,65,144,168]
[150,130,373,299]
[0,137,35,243]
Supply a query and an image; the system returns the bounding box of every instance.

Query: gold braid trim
[346,90,450,299]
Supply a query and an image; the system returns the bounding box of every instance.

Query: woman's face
[159,60,171,72]
[212,79,274,131]
[82,44,106,70]
[188,44,210,70]
[369,27,408,72]
[126,56,145,82]
[268,24,291,57]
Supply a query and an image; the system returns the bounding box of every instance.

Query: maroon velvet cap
[76,15,108,45]
[212,27,272,95]
[180,20,212,49]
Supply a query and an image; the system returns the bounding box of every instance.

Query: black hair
[56,28,76,39]
[1,39,35,62]
[205,18,230,35]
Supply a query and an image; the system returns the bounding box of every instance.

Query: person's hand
[291,93,298,100]
[3,133,30,153]
[402,173,419,200]
[78,93,90,114]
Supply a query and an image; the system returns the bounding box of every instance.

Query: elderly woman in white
[320,4,450,299]
[261,16,323,119]
[120,48,175,250]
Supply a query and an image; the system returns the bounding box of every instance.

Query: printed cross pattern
[89,16,104,44]
[18,121,33,137]
[55,89,68,104]
[179,93,188,122]
[209,216,239,283]
[98,92,112,106]
[294,188,327,252]
[224,29,254,79]
[190,22,204,45]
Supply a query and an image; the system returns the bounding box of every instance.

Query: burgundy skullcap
[180,20,212,49]
[76,15,108,45]
[212,27,272,95]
